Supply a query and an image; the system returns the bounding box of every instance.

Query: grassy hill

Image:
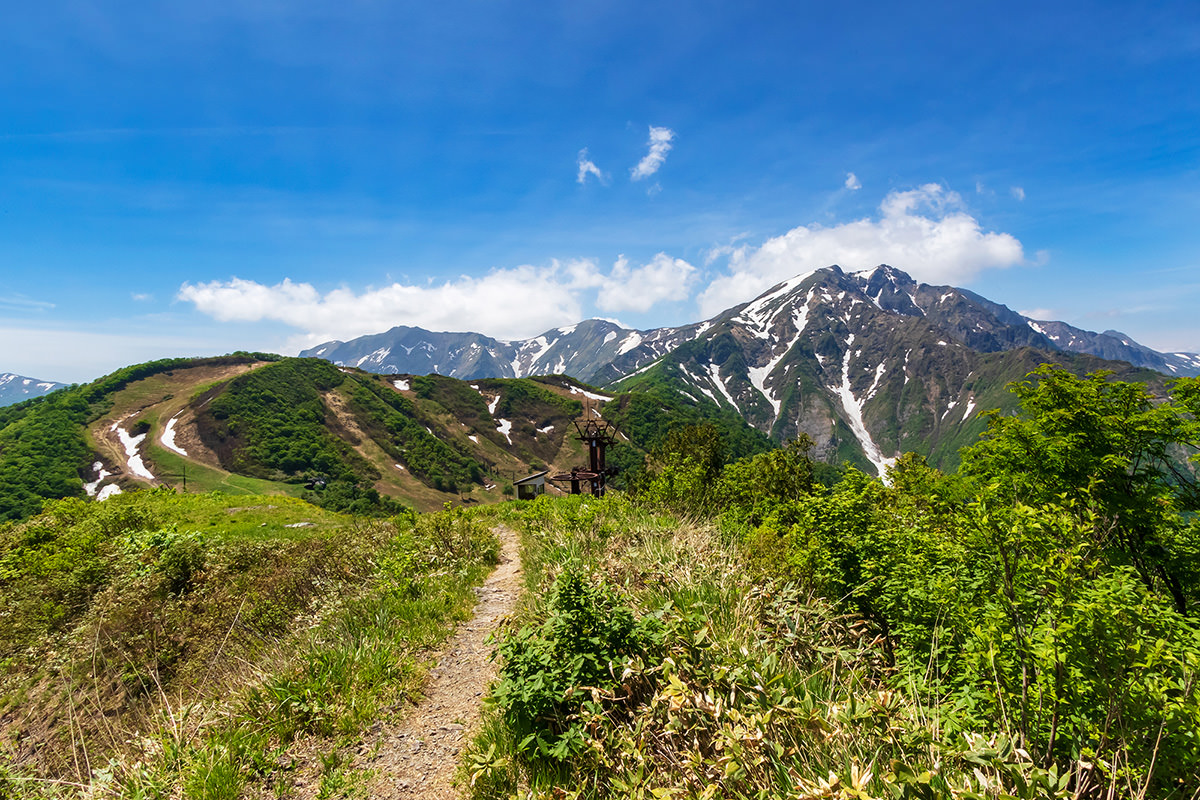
[0,355,773,522]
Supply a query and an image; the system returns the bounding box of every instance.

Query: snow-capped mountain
[299,318,703,384]
[0,373,65,406]
[303,265,1200,476]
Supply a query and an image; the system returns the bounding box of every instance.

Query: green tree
[961,366,1200,613]
[636,423,728,516]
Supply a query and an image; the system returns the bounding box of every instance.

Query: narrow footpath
[361,525,523,798]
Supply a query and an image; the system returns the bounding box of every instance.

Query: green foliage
[198,358,369,482]
[492,565,663,760]
[0,391,94,521]
[414,501,501,567]
[727,368,1200,796]
[302,477,415,517]
[717,434,817,514]
[962,365,1200,613]
[632,422,729,516]
[471,495,1090,800]
[0,489,499,798]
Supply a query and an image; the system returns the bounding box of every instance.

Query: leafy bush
[492,566,663,760]
[415,502,500,566]
[302,478,416,517]
[730,369,1200,796]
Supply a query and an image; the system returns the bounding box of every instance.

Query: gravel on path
[360,525,522,799]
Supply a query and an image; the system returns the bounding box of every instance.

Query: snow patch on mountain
[747,291,815,422]
[865,363,887,400]
[617,332,643,356]
[113,420,155,480]
[355,347,392,367]
[569,386,612,402]
[84,461,113,497]
[523,336,557,369]
[830,335,895,479]
[161,413,188,456]
[707,363,739,410]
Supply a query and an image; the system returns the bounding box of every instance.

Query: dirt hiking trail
[361,525,522,798]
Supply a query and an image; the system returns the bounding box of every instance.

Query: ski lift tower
[549,398,619,497]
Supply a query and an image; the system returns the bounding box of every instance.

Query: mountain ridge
[0,373,66,407]
[303,265,1200,382]
[302,265,1197,476]
[0,354,772,522]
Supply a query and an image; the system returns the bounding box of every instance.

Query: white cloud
[1011,186,1026,201]
[178,254,699,348]
[576,148,606,185]
[597,254,697,313]
[844,172,861,190]
[697,183,1026,317]
[630,126,675,181]
[178,270,584,347]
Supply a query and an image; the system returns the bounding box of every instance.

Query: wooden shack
[514,469,549,500]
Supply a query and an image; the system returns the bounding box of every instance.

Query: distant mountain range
[0,373,65,406]
[4,265,1198,521]
[303,265,1200,475]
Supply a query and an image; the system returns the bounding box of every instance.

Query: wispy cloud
[630,126,676,181]
[1011,186,1026,201]
[844,172,861,190]
[576,148,607,185]
[0,294,56,312]
[698,184,1027,316]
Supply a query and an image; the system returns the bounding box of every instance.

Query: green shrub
[491,566,663,760]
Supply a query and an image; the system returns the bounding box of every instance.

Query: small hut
[514,469,549,500]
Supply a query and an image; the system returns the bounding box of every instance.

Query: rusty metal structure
[549,399,619,496]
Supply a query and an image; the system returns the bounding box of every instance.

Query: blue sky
[2,0,1198,383]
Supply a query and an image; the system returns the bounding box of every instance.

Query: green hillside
[0,355,771,522]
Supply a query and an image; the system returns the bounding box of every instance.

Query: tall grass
[0,492,498,799]
[468,494,1096,800]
